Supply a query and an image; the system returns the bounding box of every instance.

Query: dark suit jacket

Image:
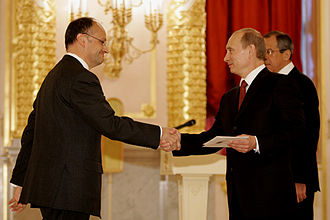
[173,68,305,218]
[10,55,161,217]
[289,67,320,193]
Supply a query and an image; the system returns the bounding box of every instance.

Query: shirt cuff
[253,136,260,153]
[11,183,19,187]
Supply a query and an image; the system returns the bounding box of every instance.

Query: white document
[202,136,249,148]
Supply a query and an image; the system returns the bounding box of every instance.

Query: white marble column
[178,174,211,220]
[161,153,227,220]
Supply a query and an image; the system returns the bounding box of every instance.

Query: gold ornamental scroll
[11,0,56,138]
[167,0,207,133]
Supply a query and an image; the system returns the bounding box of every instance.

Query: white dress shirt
[66,52,89,70]
[278,61,294,75]
[239,64,266,153]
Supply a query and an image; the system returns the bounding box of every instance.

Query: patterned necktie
[238,80,248,109]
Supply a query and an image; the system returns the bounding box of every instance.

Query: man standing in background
[264,30,320,220]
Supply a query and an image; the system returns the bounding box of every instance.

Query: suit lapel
[236,68,269,118]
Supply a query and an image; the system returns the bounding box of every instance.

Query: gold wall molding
[163,0,206,174]
[318,0,328,219]
[11,0,56,138]
[167,0,206,133]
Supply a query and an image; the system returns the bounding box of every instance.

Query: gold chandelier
[98,0,163,78]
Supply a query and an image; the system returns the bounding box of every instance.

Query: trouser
[229,184,294,220]
[40,207,90,220]
[294,190,315,220]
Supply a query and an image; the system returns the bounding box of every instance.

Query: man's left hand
[228,135,256,153]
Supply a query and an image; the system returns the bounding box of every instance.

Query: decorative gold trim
[161,0,206,174]
[11,0,56,138]
[167,0,206,133]
[318,0,327,219]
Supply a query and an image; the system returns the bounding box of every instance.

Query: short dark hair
[236,28,266,60]
[65,17,95,50]
[264,31,294,60]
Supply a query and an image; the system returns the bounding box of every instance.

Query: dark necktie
[219,80,248,156]
[238,80,248,109]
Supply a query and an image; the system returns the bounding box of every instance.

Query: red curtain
[206,0,302,125]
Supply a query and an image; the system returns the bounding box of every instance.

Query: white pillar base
[178,174,212,220]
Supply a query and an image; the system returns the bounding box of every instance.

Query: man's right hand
[295,183,307,203]
[159,127,181,152]
[8,186,26,213]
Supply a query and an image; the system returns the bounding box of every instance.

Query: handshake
[158,127,181,152]
[158,120,196,152]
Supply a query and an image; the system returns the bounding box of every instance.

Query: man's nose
[224,53,229,62]
[103,45,109,53]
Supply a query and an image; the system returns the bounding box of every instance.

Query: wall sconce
[98,0,163,79]
[69,0,88,21]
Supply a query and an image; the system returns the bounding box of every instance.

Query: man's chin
[265,64,273,71]
[229,67,235,73]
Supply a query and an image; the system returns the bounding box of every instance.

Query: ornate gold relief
[162,0,206,174]
[11,0,56,138]
[167,0,206,133]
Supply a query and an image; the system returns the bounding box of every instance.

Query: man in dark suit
[264,30,320,220]
[171,28,305,220]
[8,17,180,219]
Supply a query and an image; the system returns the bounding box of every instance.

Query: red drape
[206,0,302,124]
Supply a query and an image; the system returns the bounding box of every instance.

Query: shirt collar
[66,52,89,70]
[278,62,294,75]
[240,64,265,90]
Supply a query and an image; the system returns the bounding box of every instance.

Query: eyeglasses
[81,32,106,46]
[266,48,287,55]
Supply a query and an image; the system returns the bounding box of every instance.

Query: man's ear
[76,33,86,47]
[283,49,291,61]
[248,44,256,57]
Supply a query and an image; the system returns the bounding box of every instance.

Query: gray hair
[264,30,294,60]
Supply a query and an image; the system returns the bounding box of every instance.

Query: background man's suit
[10,55,161,217]
[174,68,305,219]
[289,67,320,218]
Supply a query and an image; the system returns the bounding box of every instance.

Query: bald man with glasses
[8,17,180,219]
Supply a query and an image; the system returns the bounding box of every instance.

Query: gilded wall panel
[12,0,56,138]
[167,0,206,133]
